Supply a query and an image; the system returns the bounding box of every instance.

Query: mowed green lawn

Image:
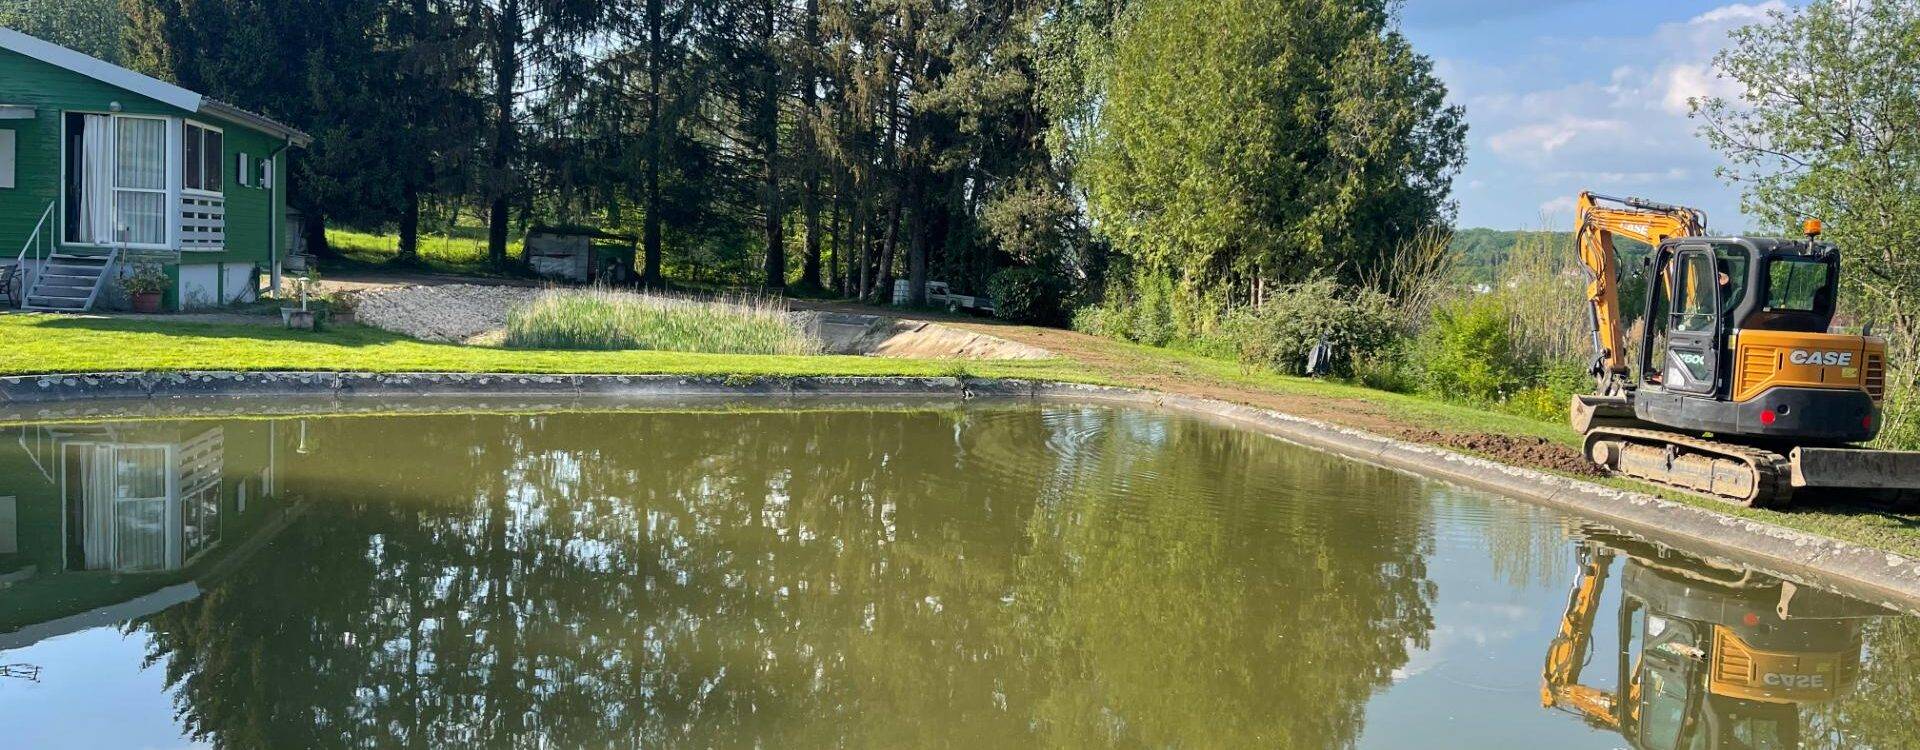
[0,314,1094,381]
[326,227,525,274]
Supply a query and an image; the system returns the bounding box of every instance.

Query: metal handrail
[14,201,56,292]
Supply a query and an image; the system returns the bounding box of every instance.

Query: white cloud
[1690,1,1785,27]
[1546,167,1691,184]
[1415,1,1787,227]
[1658,64,1734,115]
[1487,118,1630,162]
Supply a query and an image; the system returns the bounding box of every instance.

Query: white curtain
[74,444,171,572]
[78,114,114,244]
[79,447,114,570]
[113,118,167,246]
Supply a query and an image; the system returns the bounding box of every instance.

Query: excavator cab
[1635,235,1877,444]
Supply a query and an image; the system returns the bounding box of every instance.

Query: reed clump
[505,288,820,355]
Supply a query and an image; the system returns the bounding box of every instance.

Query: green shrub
[1497,386,1572,423]
[1218,278,1401,378]
[1070,267,1228,347]
[987,267,1065,324]
[1877,373,1920,451]
[1419,294,1522,402]
[505,288,818,355]
[1352,346,1418,393]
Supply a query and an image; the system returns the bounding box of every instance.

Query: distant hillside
[1448,229,1572,284]
[1448,228,1648,284]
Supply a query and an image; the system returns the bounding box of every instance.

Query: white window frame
[58,110,178,252]
[110,115,170,248]
[182,119,223,197]
[237,152,252,188]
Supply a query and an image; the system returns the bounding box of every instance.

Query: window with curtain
[67,443,173,572]
[113,117,167,246]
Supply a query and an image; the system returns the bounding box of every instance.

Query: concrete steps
[22,252,114,312]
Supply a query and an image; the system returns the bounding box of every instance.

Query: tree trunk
[797,0,822,290]
[907,182,928,306]
[853,175,872,299]
[397,181,421,265]
[486,0,521,270]
[641,0,665,287]
[302,213,336,259]
[758,0,785,291]
[876,191,902,303]
[827,175,845,295]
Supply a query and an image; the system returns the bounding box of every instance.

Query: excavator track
[1584,427,1794,508]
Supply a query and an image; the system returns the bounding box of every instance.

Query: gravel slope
[353,284,541,343]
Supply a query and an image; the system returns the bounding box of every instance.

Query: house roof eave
[0,27,311,148]
[0,27,202,112]
[198,99,313,148]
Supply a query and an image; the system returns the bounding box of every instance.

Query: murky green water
[0,404,1916,748]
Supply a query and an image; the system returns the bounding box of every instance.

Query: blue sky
[1398,0,1791,231]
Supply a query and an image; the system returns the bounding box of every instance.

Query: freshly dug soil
[1397,429,1603,477]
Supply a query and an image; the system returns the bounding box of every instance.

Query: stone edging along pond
[4,371,1919,612]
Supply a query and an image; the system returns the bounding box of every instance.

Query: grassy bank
[0,314,1081,381]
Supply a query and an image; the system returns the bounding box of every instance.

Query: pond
[0,404,1916,748]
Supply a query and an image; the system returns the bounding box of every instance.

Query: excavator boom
[1574,192,1705,392]
[1541,545,1619,726]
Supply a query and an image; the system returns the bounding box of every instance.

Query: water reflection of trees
[1805,615,1920,749]
[136,408,1436,747]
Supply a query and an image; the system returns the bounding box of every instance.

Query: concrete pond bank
[2,370,1916,613]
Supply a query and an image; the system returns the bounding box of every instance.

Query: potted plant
[120,262,169,313]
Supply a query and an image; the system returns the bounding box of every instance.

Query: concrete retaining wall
[2,371,1916,612]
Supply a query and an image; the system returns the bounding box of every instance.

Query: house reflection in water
[0,421,289,647]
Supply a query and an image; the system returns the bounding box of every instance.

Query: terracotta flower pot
[131,291,162,314]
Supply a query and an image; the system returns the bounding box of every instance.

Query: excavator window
[1674,252,1718,333]
[1716,251,1750,316]
[1745,257,1836,333]
[1767,259,1829,312]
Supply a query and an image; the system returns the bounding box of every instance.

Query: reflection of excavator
[1570,192,1920,506]
[1540,533,1888,749]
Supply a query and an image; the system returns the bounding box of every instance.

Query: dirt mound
[1398,429,1603,477]
[792,311,1053,360]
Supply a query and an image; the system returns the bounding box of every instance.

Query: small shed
[524,225,638,284]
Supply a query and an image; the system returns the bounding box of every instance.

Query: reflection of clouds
[1391,602,1535,686]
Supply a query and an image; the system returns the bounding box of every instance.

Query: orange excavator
[1540,532,1890,749]
[1570,192,1920,506]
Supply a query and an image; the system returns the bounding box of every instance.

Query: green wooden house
[0,27,310,312]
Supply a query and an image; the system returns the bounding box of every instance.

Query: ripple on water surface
[0,405,1915,748]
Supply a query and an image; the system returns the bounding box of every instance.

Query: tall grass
[505,288,820,355]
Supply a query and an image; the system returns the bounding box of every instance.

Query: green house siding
[0,46,295,297]
[0,46,188,261]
